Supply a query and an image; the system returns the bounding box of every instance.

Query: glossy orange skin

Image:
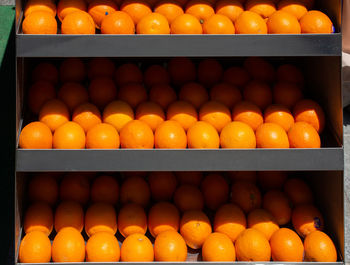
[202,232,236,261]
[72,103,102,133]
[103,100,134,132]
[120,0,152,24]
[300,10,333,33]
[245,0,276,19]
[22,11,57,34]
[235,11,267,34]
[120,233,154,261]
[86,123,120,149]
[304,231,337,262]
[288,122,321,148]
[154,120,187,148]
[185,0,214,22]
[119,120,154,148]
[53,122,86,149]
[24,0,56,17]
[264,104,295,131]
[187,121,220,148]
[118,203,147,237]
[199,101,232,133]
[203,14,235,34]
[232,101,264,131]
[256,123,290,148]
[248,209,279,240]
[137,13,171,34]
[167,101,198,131]
[293,99,325,133]
[54,201,84,233]
[19,231,52,263]
[85,202,118,236]
[170,13,203,34]
[19,122,53,149]
[155,0,184,24]
[154,230,187,261]
[277,0,308,20]
[101,11,135,34]
[270,228,304,261]
[215,0,244,22]
[148,202,180,237]
[292,204,324,237]
[220,121,257,148]
[57,0,87,21]
[61,11,96,34]
[267,10,301,33]
[86,232,120,262]
[24,202,53,235]
[88,0,118,28]
[135,101,165,132]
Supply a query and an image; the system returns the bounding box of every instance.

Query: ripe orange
[22,11,57,34]
[187,121,220,148]
[39,99,69,132]
[185,0,214,23]
[245,0,276,19]
[293,99,325,133]
[199,101,231,133]
[59,58,86,83]
[175,171,203,186]
[170,13,203,34]
[72,103,102,133]
[179,82,209,109]
[137,13,170,34]
[202,232,236,261]
[263,190,291,225]
[300,10,333,33]
[32,62,58,85]
[87,58,115,79]
[101,11,136,34]
[120,120,154,148]
[154,230,187,261]
[232,101,263,131]
[273,82,303,109]
[154,120,187,148]
[19,231,51,263]
[154,0,184,24]
[86,232,120,262]
[257,171,287,190]
[223,67,250,88]
[144,64,170,88]
[136,101,165,132]
[198,59,223,88]
[58,82,89,112]
[148,202,180,237]
[229,171,257,183]
[57,0,87,21]
[54,201,84,233]
[180,210,212,249]
[288,122,321,148]
[53,121,86,149]
[88,0,118,28]
[203,14,235,34]
[244,57,275,83]
[61,11,96,34]
[167,57,196,85]
[118,203,147,237]
[149,84,177,109]
[231,181,261,213]
[115,63,143,87]
[256,123,290,148]
[243,80,273,110]
[264,104,294,131]
[59,173,90,205]
[284,177,313,205]
[214,203,246,242]
[248,208,279,240]
[174,184,204,211]
[304,231,337,262]
[235,228,271,261]
[267,10,301,33]
[277,64,304,88]
[25,0,56,17]
[24,202,53,235]
[85,202,117,236]
[28,81,56,114]
[215,0,244,22]
[88,77,117,109]
[220,121,256,148]
[270,228,304,261]
[277,0,307,20]
[210,83,242,109]
[292,204,324,237]
[235,11,267,34]
[19,122,52,149]
[120,176,151,207]
[118,83,148,108]
[28,174,58,205]
[120,0,152,24]
[167,100,198,131]
[103,100,134,132]
[91,175,119,204]
[52,227,85,262]
[121,233,154,261]
[201,173,229,210]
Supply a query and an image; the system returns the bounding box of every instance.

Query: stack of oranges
[19,171,337,263]
[19,57,325,150]
[22,0,333,34]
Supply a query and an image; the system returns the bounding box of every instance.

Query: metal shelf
[16,148,344,172]
[16,34,341,58]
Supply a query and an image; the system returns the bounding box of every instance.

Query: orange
[32,62,58,85]
[202,232,236,261]
[267,10,301,33]
[220,121,257,148]
[300,10,333,33]
[263,190,291,225]
[88,77,117,109]
[167,100,198,131]
[198,59,223,88]
[215,0,244,22]
[120,0,152,24]
[118,203,147,237]
[115,63,143,87]
[244,57,275,83]
[231,181,261,213]
[28,81,56,114]
[57,0,87,21]
[53,122,86,149]
[52,227,85,262]
[270,228,304,261]
[120,176,151,206]
[25,0,56,17]
[88,0,118,28]
[59,58,86,83]
[120,120,154,148]
[121,233,154,261]
[101,11,136,34]
[148,202,180,237]
[174,184,204,211]
[175,171,203,186]
[229,171,257,183]
[118,83,148,108]
[284,177,313,205]
[232,101,263,131]
[57,82,89,112]
[264,104,294,131]
[170,13,203,34]
[277,64,304,88]
[24,202,53,235]
[155,120,187,148]
[85,202,117,236]
[257,171,287,190]
[223,67,250,88]
[90,175,119,204]
[87,58,116,79]
[247,208,279,240]
[292,204,324,237]
[61,11,96,34]
[293,99,325,133]
[243,80,273,110]
[19,121,52,149]
[214,203,246,242]
[235,228,271,261]
[39,99,69,132]
[256,123,290,148]
[185,0,214,23]
[54,201,84,233]
[19,231,51,263]
[22,11,57,34]
[144,64,170,88]
[304,231,337,262]
[149,173,178,200]
[210,83,242,109]
[187,121,220,148]
[59,173,90,205]
[288,122,321,148]
[278,0,307,20]
[150,84,177,109]
[201,173,229,210]
[103,100,134,132]
[199,101,231,133]
[180,210,212,249]
[155,0,184,24]
[179,82,208,109]
[86,232,120,262]
[298,0,314,9]
[245,0,276,18]
[137,13,170,34]
[136,101,165,132]
[273,82,303,109]
[167,57,196,85]
[154,230,187,261]
[28,174,58,205]
[235,11,267,34]
[72,103,102,133]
